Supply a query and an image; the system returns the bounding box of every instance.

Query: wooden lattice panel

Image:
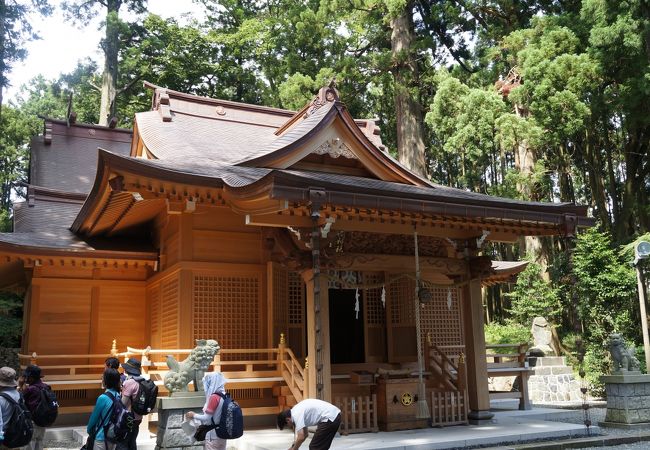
[288,272,305,325]
[363,272,385,326]
[149,284,161,348]
[421,287,464,355]
[364,272,386,362]
[161,277,179,349]
[272,265,289,346]
[389,277,415,326]
[193,275,260,350]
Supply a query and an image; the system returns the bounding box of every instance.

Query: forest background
[1,0,649,394]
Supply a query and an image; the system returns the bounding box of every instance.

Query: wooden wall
[24,266,148,355]
[149,207,268,352]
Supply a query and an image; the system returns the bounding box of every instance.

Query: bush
[484,322,531,353]
[582,343,610,398]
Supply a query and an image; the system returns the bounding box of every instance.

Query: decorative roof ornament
[304,83,340,118]
[312,138,357,159]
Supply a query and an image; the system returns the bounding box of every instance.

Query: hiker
[19,365,57,450]
[185,373,228,450]
[117,359,143,450]
[105,358,126,385]
[0,366,33,450]
[276,399,341,450]
[87,368,121,450]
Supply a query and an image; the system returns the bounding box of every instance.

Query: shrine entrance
[329,288,365,363]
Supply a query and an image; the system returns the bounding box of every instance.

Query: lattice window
[363,272,385,325]
[389,277,415,325]
[161,277,179,349]
[193,275,260,350]
[288,272,305,325]
[421,287,464,354]
[273,265,288,344]
[149,284,161,346]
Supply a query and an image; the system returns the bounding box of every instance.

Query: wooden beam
[462,278,493,423]
[247,211,522,242]
[329,253,466,276]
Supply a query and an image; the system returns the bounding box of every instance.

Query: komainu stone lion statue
[164,339,220,393]
[607,333,641,374]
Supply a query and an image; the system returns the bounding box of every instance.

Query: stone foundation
[528,356,582,402]
[155,392,205,450]
[600,374,650,426]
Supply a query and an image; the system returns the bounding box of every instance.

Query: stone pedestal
[600,373,650,428]
[155,392,206,450]
[527,356,582,403]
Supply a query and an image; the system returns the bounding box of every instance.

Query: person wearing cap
[185,372,228,450]
[276,398,341,450]
[18,365,49,450]
[0,367,22,448]
[117,359,143,450]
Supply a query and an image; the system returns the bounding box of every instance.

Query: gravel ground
[542,403,650,450]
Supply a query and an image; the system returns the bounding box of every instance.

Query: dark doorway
[329,289,365,363]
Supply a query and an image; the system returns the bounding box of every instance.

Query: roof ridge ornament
[312,138,357,160]
[154,88,173,122]
[304,84,340,118]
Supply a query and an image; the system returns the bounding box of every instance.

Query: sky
[6,0,204,102]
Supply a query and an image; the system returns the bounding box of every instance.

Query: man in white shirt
[276,399,341,450]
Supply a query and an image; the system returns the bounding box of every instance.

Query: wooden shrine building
[0,83,591,429]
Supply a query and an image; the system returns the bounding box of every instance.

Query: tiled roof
[135,110,281,164]
[13,199,82,232]
[30,121,132,194]
[104,152,586,216]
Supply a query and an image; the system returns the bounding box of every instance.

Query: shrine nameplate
[376,377,429,431]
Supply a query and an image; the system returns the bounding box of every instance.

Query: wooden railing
[18,338,310,415]
[278,339,307,404]
[334,394,379,435]
[485,342,531,410]
[424,342,466,392]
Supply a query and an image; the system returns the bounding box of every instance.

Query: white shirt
[291,399,340,431]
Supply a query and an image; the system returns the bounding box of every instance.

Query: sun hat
[121,358,142,376]
[0,367,17,387]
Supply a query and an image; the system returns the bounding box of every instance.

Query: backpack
[130,378,158,416]
[0,392,34,448]
[32,386,59,427]
[102,392,135,443]
[214,392,243,440]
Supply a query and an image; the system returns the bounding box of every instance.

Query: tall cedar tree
[61,0,147,126]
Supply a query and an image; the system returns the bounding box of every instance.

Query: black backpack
[214,392,243,440]
[102,392,135,443]
[32,386,59,427]
[0,392,34,448]
[130,378,158,416]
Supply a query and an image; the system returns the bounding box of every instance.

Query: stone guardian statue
[607,333,641,374]
[164,339,220,393]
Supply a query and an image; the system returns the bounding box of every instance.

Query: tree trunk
[0,0,6,121]
[99,0,121,126]
[390,3,427,177]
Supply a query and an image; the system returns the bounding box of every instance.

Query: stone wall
[528,357,582,403]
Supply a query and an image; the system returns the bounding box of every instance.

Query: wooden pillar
[301,269,331,401]
[462,278,493,423]
[178,212,194,348]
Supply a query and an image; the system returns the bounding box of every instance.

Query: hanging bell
[418,283,432,303]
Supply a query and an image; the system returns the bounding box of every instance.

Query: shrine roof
[135,83,387,168]
[31,118,132,194]
[0,196,155,258]
[100,151,588,216]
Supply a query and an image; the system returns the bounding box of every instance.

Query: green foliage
[0,291,23,348]
[506,261,562,324]
[573,227,637,344]
[484,322,531,350]
[582,343,609,397]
